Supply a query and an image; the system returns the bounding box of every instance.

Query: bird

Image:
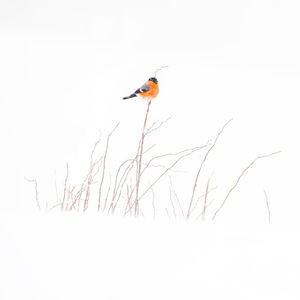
[123,77,159,101]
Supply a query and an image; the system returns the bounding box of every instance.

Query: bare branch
[61,163,69,211]
[201,177,211,221]
[212,151,281,220]
[187,119,233,219]
[111,159,134,202]
[47,203,61,212]
[142,161,186,174]
[264,189,271,223]
[137,146,207,203]
[141,146,206,176]
[98,122,120,211]
[135,101,151,216]
[111,158,136,214]
[124,183,133,217]
[165,208,170,219]
[65,184,74,211]
[24,177,41,211]
[154,65,168,77]
[90,133,101,162]
[104,179,112,213]
[143,144,156,155]
[169,185,177,219]
[145,116,172,136]
[84,155,102,212]
[128,145,206,214]
[70,173,88,210]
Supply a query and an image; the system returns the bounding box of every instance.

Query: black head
[149,77,158,84]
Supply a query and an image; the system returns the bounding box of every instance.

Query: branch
[154,65,168,77]
[145,116,172,136]
[125,146,206,216]
[212,151,281,220]
[201,177,211,221]
[264,189,271,223]
[187,119,233,219]
[141,146,205,176]
[98,122,120,211]
[137,146,207,203]
[134,101,151,216]
[61,163,69,211]
[24,177,41,211]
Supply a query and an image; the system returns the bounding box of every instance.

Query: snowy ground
[1,214,299,300]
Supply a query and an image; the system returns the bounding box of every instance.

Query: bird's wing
[134,81,150,94]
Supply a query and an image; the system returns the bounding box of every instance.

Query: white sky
[1,0,300,224]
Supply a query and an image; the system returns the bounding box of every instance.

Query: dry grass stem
[154,65,168,77]
[124,145,208,216]
[187,119,233,219]
[61,163,69,211]
[201,177,211,221]
[137,146,207,203]
[165,208,170,219]
[98,122,120,211]
[169,186,177,219]
[145,116,172,136]
[24,177,40,211]
[103,174,111,213]
[264,189,271,223]
[28,102,280,221]
[141,146,206,176]
[134,101,151,216]
[212,151,281,220]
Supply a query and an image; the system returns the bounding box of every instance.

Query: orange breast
[140,81,159,100]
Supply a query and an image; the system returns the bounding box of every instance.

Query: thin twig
[103,174,112,214]
[112,158,136,214]
[141,146,205,176]
[169,186,177,219]
[136,146,207,204]
[70,174,88,210]
[111,159,134,205]
[187,119,233,219]
[196,198,216,220]
[83,133,103,211]
[165,208,170,219]
[145,116,172,136]
[264,189,271,223]
[201,177,211,221]
[212,151,281,220]
[84,156,102,212]
[98,122,120,211]
[135,101,151,216]
[61,163,69,211]
[142,162,184,174]
[154,65,168,77]
[24,177,41,211]
[125,183,133,217]
[168,175,179,219]
[173,190,184,218]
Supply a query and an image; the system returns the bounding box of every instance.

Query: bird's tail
[123,93,137,100]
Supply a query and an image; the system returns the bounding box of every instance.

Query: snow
[1,215,299,300]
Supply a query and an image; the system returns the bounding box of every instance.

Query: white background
[1,0,300,298]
